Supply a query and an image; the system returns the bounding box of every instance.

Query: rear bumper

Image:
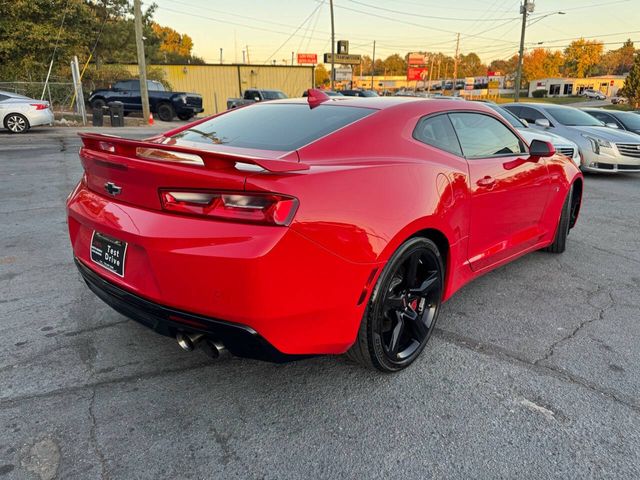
[67,184,378,355]
[29,109,55,127]
[75,258,302,362]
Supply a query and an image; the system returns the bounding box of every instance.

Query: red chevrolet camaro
[66,91,583,372]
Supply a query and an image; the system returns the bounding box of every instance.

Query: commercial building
[528,75,626,97]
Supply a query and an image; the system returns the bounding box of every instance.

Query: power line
[348,0,520,22]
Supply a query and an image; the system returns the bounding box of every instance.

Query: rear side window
[171,103,374,151]
[0,94,8,101]
[449,112,524,158]
[413,114,462,156]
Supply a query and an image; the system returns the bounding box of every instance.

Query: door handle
[476,176,496,188]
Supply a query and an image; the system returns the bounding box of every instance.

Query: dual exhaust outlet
[176,332,225,359]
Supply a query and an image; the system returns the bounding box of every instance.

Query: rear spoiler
[78,132,309,173]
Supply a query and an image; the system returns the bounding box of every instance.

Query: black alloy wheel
[157,103,175,122]
[347,237,444,372]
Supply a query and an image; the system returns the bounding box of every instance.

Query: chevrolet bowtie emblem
[104,182,122,196]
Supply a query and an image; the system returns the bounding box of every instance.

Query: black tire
[157,103,175,122]
[177,112,194,121]
[91,98,106,110]
[4,113,30,133]
[346,237,444,372]
[543,186,573,254]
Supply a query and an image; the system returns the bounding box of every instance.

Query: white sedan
[0,90,54,133]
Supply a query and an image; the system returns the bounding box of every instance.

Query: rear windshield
[170,103,375,151]
[262,91,286,100]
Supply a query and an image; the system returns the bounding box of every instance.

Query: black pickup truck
[87,80,204,121]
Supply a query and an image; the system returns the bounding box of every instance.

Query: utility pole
[292,51,295,65]
[242,50,246,64]
[246,45,250,64]
[515,0,534,101]
[427,54,434,94]
[371,40,376,91]
[330,0,335,90]
[134,0,150,123]
[452,33,460,94]
[220,48,223,64]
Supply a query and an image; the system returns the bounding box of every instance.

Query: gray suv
[503,103,640,173]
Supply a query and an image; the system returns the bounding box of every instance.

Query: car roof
[0,90,31,99]
[260,96,500,115]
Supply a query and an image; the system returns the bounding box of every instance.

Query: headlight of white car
[581,135,612,154]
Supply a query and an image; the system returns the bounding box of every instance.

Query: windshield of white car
[485,104,526,129]
[543,106,603,126]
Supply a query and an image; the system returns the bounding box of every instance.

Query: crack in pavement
[89,388,110,480]
[534,286,614,366]
[434,328,639,414]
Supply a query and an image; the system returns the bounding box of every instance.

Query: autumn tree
[522,48,563,83]
[314,64,330,87]
[563,39,604,77]
[620,52,640,108]
[598,39,636,75]
[489,55,518,76]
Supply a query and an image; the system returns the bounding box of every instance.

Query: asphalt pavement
[1,126,639,479]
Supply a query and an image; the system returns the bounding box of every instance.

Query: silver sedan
[0,90,54,133]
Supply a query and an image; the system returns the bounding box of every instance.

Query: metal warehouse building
[125,64,314,115]
[528,75,626,97]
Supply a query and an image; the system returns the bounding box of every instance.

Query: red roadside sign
[407,67,428,81]
[297,53,317,64]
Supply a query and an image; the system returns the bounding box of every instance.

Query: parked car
[611,96,627,104]
[87,80,203,122]
[340,89,379,97]
[302,90,342,97]
[582,108,640,136]
[0,90,54,133]
[581,89,606,100]
[482,103,581,167]
[227,89,287,109]
[67,92,582,372]
[503,103,640,173]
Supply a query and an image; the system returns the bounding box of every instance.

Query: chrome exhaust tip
[176,332,205,352]
[202,340,226,359]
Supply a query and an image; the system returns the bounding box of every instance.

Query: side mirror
[534,118,551,128]
[529,139,555,158]
[519,118,529,126]
[605,122,619,129]
[254,96,261,101]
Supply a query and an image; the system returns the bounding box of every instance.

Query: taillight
[30,103,48,110]
[159,190,298,226]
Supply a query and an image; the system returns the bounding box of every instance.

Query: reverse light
[30,103,48,110]
[160,190,298,226]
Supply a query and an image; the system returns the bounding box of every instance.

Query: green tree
[563,39,604,77]
[620,52,640,108]
[382,54,407,75]
[458,52,487,77]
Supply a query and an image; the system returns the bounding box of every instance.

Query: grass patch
[602,103,634,111]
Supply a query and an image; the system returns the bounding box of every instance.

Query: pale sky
[151,0,640,65]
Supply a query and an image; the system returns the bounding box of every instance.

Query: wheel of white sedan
[4,113,30,133]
